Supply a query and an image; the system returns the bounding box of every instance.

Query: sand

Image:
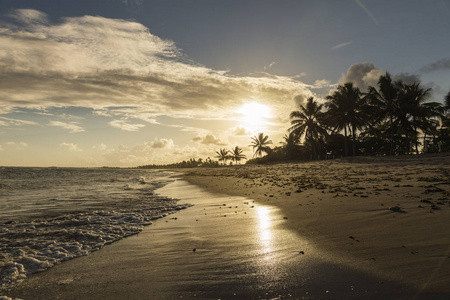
[182,154,450,296]
[4,154,450,299]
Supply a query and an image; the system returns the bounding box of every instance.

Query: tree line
[248,72,450,163]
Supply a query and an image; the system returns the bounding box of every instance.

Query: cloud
[109,119,145,131]
[49,121,85,133]
[193,134,227,146]
[393,73,421,85]
[6,141,28,147]
[148,138,174,149]
[60,142,81,151]
[228,126,252,136]
[0,9,312,121]
[313,79,332,88]
[264,61,276,71]
[419,58,450,73]
[339,62,384,92]
[331,41,352,50]
[9,9,48,25]
[93,143,107,150]
[0,117,38,126]
[0,145,3,151]
[4,141,28,150]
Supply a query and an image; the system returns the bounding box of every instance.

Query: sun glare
[238,102,271,131]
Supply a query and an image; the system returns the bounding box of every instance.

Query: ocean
[0,167,189,291]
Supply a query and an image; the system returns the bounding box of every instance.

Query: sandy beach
[183,154,450,296]
[5,154,450,299]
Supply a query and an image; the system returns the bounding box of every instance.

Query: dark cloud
[338,62,383,92]
[420,58,450,73]
[393,73,421,85]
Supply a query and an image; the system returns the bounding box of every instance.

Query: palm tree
[250,133,272,157]
[290,97,328,159]
[366,72,399,155]
[215,148,230,165]
[281,131,301,160]
[395,82,442,154]
[230,146,246,164]
[445,91,450,111]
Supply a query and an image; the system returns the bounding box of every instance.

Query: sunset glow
[238,102,272,132]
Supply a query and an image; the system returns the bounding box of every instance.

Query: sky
[0,0,449,167]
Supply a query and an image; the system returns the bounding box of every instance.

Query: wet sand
[5,154,450,299]
[183,154,450,298]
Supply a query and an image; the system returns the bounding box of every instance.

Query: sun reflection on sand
[256,206,273,255]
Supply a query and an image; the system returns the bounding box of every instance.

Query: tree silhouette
[394,82,442,154]
[230,146,246,164]
[215,148,230,165]
[281,131,301,160]
[289,97,328,159]
[366,72,399,155]
[250,133,272,157]
[445,91,450,111]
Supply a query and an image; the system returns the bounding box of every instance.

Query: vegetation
[140,72,449,168]
[250,133,273,157]
[247,72,448,163]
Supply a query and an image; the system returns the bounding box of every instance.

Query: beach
[4,154,450,299]
[183,154,450,296]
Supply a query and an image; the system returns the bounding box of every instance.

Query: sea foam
[0,168,190,292]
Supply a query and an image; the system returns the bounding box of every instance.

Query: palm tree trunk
[344,126,348,156]
[423,132,427,153]
[414,126,419,155]
[389,114,394,155]
[352,124,356,157]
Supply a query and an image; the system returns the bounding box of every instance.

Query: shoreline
[4,155,450,299]
[5,178,432,299]
[181,155,450,294]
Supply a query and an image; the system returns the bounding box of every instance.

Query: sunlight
[238,102,271,132]
[256,206,273,254]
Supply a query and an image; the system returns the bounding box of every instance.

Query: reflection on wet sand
[7,179,423,300]
[256,205,272,253]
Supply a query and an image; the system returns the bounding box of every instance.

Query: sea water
[0,167,189,291]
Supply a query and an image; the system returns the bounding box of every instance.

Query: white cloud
[227,126,252,136]
[148,138,174,149]
[9,9,48,25]
[193,134,227,146]
[264,61,276,71]
[0,117,38,126]
[60,142,82,151]
[49,121,85,133]
[5,141,28,148]
[93,143,107,150]
[331,41,352,50]
[0,9,313,122]
[109,119,145,131]
[313,79,332,88]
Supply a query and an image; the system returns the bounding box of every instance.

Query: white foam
[0,197,191,291]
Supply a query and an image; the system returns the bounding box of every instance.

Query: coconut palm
[290,97,328,159]
[394,82,442,154]
[215,148,230,165]
[325,83,367,156]
[445,91,450,111]
[281,131,301,160]
[230,146,246,164]
[250,133,272,157]
[366,72,399,155]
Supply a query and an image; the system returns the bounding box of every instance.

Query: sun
[238,102,272,131]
